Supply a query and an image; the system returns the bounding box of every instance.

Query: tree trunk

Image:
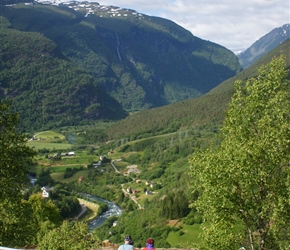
[247,227,255,250]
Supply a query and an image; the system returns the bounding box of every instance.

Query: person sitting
[118,235,134,250]
[143,238,156,250]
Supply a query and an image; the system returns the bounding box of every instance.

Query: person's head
[124,235,133,245]
[146,238,154,249]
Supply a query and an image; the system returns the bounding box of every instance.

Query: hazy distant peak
[238,23,289,68]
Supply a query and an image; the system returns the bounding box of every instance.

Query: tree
[37,220,100,250]
[0,101,36,200]
[27,194,62,241]
[0,101,36,247]
[189,57,290,250]
[161,190,190,219]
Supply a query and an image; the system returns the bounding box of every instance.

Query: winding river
[81,193,122,230]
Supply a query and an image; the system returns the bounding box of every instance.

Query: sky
[97,0,289,53]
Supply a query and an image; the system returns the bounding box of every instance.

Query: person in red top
[143,238,156,250]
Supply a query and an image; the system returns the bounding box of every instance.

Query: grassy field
[50,169,91,183]
[33,130,65,140]
[48,165,85,172]
[28,141,72,150]
[61,155,96,164]
[167,223,202,247]
[27,130,71,150]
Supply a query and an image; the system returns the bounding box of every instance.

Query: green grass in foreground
[167,224,202,247]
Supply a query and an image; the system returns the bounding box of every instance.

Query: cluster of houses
[126,179,157,196]
[48,151,75,160]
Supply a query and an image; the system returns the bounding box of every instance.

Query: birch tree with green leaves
[0,101,37,247]
[189,56,290,250]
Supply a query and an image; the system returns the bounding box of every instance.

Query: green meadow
[51,169,91,183]
[47,165,84,172]
[27,130,71,150]
[167,223,203,247]
[33,130,65,140]
[27,141,72,150]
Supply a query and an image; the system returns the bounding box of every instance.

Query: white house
[41,186,54,198]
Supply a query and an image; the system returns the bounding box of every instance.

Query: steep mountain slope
[0,16,127,131]
[105,39,290,139]
[1,1,241,115]
[238,23,289,68]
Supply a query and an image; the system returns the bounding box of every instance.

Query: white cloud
[96,0,289,52]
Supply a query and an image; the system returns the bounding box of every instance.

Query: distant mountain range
[238,23,289,68]
[0,1,288,132]
[0,1,241,131]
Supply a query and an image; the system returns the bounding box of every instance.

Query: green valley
[0,1,289,249]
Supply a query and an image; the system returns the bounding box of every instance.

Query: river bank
[77,198,100,221]
[78,193,122,230]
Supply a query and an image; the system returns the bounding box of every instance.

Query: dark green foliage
[76,129,109,144]
[55,196,81,219]
[140,167,164,180]
[49,184,81,219]
[36,168,55,187]
[161,191,190,219]
[63,166,84,179]
[0,15,127,131]
[0,101,36,200]
[183,210,202,225]
[0,102,52,248]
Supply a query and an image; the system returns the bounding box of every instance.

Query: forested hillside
[104,39,290,140]
[0,16,127,131]
[0,1,241,131]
